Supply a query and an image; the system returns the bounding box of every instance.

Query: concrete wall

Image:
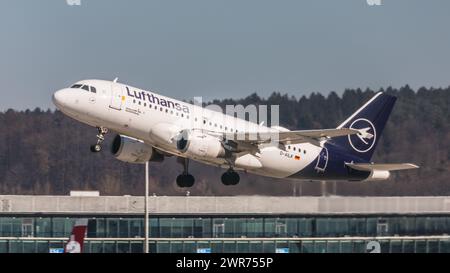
[1,195,450,215]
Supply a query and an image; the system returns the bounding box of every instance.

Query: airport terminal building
[0,195,449,253]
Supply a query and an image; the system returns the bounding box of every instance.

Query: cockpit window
[71,84,97,93]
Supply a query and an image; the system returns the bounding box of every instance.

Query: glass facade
[0,214,449,253]
[2,215,449,238]
[0,238,449,253]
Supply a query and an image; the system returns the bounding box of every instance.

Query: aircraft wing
[222,128,360,145]
[211,128,360,154]
[278,128,360,142]
[346,163,419,172]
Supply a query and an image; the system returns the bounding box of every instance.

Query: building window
[275,222,287,236]
[213,223,225,238]
[377,219,389,236]
[21,218,34,237]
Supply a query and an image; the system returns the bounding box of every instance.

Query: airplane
[52,79,418,188]
[64,219,88,253]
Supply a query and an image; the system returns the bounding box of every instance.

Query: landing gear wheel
[176,174,195,188]
[221,170,240,186]
[185,174,195,187]
[90,126,108,153]
[221,172,230,185]
[176,175,185,187]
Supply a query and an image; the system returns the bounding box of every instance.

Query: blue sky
[1,0,450,110]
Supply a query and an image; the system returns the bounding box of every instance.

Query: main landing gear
[90,126,108,153]
[221,169,240,186]
[176,158,195,188]
[174,158,241,188]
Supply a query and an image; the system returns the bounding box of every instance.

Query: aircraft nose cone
[52,89,67,109]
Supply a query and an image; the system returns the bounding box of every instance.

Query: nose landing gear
[176,157,195,188]
[90,127,108,153]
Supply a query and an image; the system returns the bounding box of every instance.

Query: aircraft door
[315,148,329,173]
[110,84,124,110]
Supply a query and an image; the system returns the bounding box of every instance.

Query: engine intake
[111,135,164,164]
[176,130,226,159]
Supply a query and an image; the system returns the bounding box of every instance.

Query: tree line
[0,85,448,196]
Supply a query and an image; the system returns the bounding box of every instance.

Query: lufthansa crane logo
[348,118,377,153]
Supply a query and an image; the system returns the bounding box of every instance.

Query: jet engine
[111,135,164,164]
[176,130,226,159]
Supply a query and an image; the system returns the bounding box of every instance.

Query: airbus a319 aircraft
[53,79,418,188]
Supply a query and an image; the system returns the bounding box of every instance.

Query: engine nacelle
[111,135,164,164]
[365,170,391,181]
[176,130,226,159]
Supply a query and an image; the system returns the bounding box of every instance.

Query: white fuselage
[53,79,323,180]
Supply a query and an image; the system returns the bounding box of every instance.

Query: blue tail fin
[330,92,396,162]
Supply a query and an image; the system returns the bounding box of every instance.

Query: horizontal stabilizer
[346,163,419,172]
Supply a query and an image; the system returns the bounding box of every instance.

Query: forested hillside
[0,86,448,196]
